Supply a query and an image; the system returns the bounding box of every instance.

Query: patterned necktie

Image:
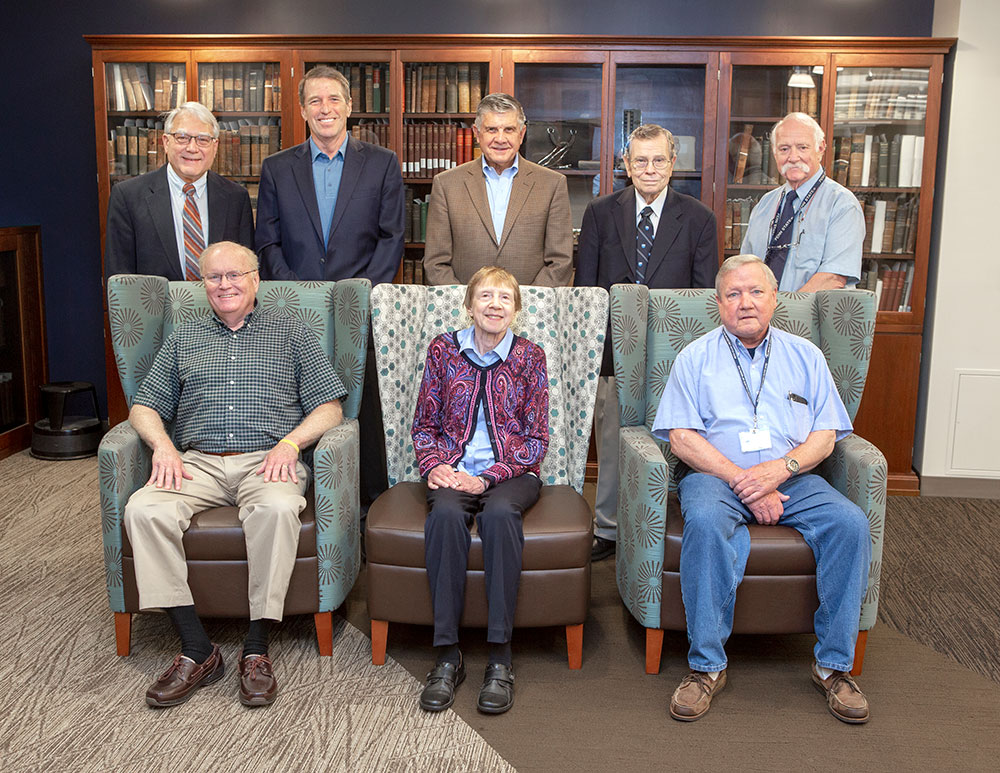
[636,205,654,284]
[182,182,205,281]
[766,190,797,285]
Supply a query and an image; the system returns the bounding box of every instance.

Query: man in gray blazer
[104,101,254,280]
[423,93,573,287]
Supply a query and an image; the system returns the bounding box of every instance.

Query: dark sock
[242,618,271,658]
[435,643,461,667]
[488,641,512,667]
[165,605,213,663]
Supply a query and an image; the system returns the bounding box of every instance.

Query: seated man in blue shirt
[651,254,871,724]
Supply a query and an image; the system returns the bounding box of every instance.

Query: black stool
[31,381,105,460]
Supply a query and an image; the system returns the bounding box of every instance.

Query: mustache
[780,161,811,175]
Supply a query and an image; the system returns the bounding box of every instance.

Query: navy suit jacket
[255,136,405,283]
[575,185,719,373]
[104,166,254,281]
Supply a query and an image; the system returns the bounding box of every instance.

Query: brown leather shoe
[812,665,870,724]
[669,669,727,721]
[239,654,278,707]
[145,645,225,707]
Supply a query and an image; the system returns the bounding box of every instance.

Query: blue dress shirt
[455,325,514,475]
[310,135,348,249]
[482,155,519,243]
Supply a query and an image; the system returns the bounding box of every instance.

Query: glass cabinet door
[831,63,930,318]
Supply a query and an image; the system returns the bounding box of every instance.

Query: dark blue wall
[1,1,935,415]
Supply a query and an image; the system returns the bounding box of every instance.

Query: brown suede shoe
[811,665,870,724]
[146,645,225,707]
[239,654,278,707]
[669,670,727,721]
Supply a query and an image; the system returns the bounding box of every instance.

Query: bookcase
[88,36,953,492]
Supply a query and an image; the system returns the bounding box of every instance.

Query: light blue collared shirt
[166,164,209,276]
[310,135,348,248]
[482,155,519,243]
[456,325,514,476]
[652,325,852,467]
[740,168,865,291]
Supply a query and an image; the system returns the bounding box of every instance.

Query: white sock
[815,664,835,680]
[706,670,721,681]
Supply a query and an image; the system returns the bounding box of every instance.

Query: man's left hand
[256,441,300,483]
[730,459,790,504]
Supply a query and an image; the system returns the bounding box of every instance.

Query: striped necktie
[636,206,654,284]
[182,182,205,281]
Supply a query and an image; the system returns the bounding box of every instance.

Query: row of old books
[405,187,430,243]
[833,132,924,188]
[834,75,927,121]
[322,63,389,114]
[730,125,781,185]
[402,124,479,178]
[198,63,282,113]
[107,63,186,112]
[722,195,764,250]
[211,119,281,177]
[859,259,915,312]
[860,194,919,255]
[400,257,426,284]
[109,119,165,176]
[405,63,485,114]
[349,121,391,147]
[786,87,819,118]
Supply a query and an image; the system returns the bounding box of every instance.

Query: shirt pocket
[785,398,814,446]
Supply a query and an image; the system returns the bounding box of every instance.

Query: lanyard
[767,171,826,248]
[723,330,772,430]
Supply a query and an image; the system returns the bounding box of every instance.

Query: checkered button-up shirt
[134,305,347,453]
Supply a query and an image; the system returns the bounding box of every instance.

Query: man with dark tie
[575,123,718,561]
[105,101,254,280]
[740,112,864,292]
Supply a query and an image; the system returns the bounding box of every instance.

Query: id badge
[739,427,772,453]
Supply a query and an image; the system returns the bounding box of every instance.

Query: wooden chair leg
[314,612,333,656]
[646,627,664,674]
[850,630,868,676]
[566,623,583,670]
[371,619,388,665]
[114,612,131,656]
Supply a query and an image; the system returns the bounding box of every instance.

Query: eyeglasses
[202,269,257,285]
[167,132,217,148]
[629,156,671,171]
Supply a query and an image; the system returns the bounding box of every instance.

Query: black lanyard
[767,171,825,249]
[723,330,772,431]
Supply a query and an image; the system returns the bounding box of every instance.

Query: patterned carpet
[0,451,513,773]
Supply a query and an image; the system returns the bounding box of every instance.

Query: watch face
[785,456,799,473]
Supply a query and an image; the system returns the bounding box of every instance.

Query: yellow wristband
[279,438,300,454]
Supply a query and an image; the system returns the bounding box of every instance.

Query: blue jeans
[676,472,871,673]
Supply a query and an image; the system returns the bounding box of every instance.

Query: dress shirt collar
[310,134,348,162]
[457,325,514,361]
[482,154,519,180]
[166,164,208,197]
[785,166,824,202]
[210,300,260,331]
[721,324,771,360]
[634,184,669,224]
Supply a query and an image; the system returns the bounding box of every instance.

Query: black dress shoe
[591,536,615,561]
[418,660,465,712]
[477,663,515,714]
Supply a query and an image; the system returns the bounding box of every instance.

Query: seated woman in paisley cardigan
[411,265,549,716]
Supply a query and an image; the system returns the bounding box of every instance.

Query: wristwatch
[782,455,800,475]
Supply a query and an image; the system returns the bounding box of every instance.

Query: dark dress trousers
[254,136,405,284]
[104,166,254,280]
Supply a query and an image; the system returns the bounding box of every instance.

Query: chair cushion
[662,493,816,575]
[366,481,591,571]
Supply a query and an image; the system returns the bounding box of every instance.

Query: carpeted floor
[3,449,1000,772]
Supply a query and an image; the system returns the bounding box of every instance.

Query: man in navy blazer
[575,124,718,561]
[105,102,254,281]
[254,66,405,283]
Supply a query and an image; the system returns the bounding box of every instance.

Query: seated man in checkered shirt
[123,241,347,709]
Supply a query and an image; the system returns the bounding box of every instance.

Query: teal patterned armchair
[610,286,885,675]
[365,284,607,668]
[99,275,370,656]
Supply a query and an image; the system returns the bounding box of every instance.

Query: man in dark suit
[575,123,718,560]
[254,65,405,283]
[105,102,254,280]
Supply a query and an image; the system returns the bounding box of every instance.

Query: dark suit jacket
[254,136,405,284]
[104,166,254,281]
[575,185,719,374]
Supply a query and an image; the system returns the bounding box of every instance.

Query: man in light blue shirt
[741,113,864,292]
[651,254,871,725]
[310,133,346,250]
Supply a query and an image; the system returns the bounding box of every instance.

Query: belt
[195,450,244,457]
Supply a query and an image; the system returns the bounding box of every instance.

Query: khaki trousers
[124,450,308,621]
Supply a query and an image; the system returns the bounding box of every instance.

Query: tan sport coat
[422,156,573,287]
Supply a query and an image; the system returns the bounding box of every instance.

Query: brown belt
[196,450,244,457]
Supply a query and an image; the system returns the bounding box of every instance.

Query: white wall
[916,0,1000,494]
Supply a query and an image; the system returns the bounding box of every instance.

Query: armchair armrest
[616,425,671,629]
[98,422,151,612]
[821,433,886,630]
[312,418,361,611]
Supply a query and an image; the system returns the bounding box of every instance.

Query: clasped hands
[729,458,792,526]
[427,463,487,494]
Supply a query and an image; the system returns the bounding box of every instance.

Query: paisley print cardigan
[411,331,549,485]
